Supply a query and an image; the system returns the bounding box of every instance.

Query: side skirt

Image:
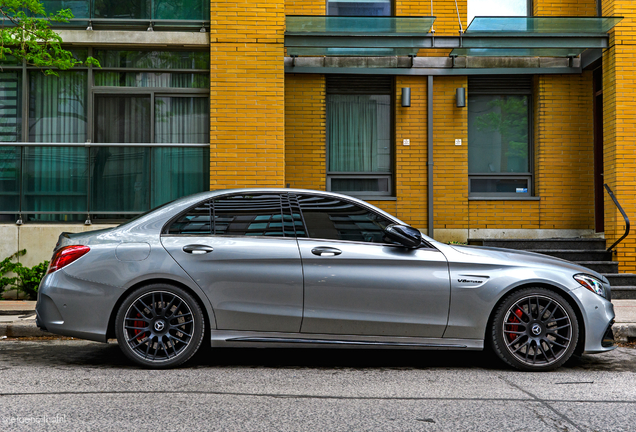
[210,330,484,350]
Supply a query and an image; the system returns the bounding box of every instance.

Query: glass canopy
[466,17,623,34]
[285,16,435,35]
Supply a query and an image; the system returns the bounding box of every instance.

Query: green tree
[0,0,99,75]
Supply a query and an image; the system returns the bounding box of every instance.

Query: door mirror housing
[385,224,422,248]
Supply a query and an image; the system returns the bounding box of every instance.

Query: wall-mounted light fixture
[401,87,411,107]
[456,87,466,108]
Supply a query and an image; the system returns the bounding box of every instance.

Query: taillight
[47,245,90,274]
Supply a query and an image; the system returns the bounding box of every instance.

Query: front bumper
[36,269,124,343]
[571,286,616,354]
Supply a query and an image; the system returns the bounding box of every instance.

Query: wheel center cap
[154,320,165,332]
[531,323,542,336]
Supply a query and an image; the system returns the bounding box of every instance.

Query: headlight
[574,274,606,298]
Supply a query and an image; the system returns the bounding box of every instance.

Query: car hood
[446,244,608,283]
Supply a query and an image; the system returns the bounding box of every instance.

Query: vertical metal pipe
[427,75,434,239]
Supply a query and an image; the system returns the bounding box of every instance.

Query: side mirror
[385,224,422,248]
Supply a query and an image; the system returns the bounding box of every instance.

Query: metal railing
[604,183,630,253]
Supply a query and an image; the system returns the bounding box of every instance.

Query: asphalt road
[0,340,635,431]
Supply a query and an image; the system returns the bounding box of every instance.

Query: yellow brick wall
[534,0,597,16]
[601,0,636,272]
[285,74,326,190]
[469,201,540,229]
[210,1,286,188]
[396,0,465,58]
[285,0,325,15]
[395,76,428,228]
[535,73,595,230]
[433,76,468,230]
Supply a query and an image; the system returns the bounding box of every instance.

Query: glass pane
[90,147,149,212]
[22,147,88,219]
[94,72,207,88]
[327,1,391,16]
[212,194,286,237]
[40,0,90,18]
[95,95,151,143]
[0,72,22,142]
[450,48,585,57]
[328,94,391,173]
[467,0,527,25]
[286,47,420,56]
[0,146,20,215]
[466,17,623,34]
[29,71,87,143]
[155,97,208,143]
[471,178,529,194]
[151,147,208,208]
[93,0,150,19]
[154,0,208,21]
[331,178,389,192]
[468,95,529,174]
[94,51,209,69]
[167,201,212,235]
[298,194,392,243]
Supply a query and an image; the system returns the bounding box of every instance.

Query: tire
[115,284,205,368]
[490,287,579,372]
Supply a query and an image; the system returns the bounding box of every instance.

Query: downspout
[427,75,434,238]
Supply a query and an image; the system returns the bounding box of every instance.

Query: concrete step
[529,249,613,262]
[605,274,636,287]
[575,261,620,274]
[611,287,636,300]
[469,238,607,251]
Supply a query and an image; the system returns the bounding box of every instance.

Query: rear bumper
[35,270,123,343]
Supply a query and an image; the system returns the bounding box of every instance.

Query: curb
[614,324,636,343]
[0,319,53,338]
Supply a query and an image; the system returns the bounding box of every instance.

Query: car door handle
[183,244,214,254]
[311,247,342,257]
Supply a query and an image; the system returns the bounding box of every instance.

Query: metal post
[427,75,434,238]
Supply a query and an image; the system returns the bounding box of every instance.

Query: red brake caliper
[134,313,145,341]
[507,309,524,342]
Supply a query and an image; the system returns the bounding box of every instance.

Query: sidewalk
[1,300,636,341]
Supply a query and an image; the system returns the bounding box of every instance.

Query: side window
[167,201,212,235]
[212,194,288,237]
[297,194,392,243]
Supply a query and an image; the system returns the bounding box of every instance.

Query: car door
[161,193,304,332]
[294,193,451,338]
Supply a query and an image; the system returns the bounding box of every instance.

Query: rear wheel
[490,287,579,371]
[115,284,205,368]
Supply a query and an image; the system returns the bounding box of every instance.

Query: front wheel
[115,284,205,368]
[490,287,579,371]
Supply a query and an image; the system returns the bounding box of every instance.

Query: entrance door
[593,67,605,232]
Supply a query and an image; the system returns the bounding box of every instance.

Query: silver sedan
[36,189,615,371]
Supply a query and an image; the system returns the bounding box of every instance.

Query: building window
[327,0,391,16]
[468,76,532,197]
[467,0,530,25]
[0,49,210,223]
[326,75,392,197]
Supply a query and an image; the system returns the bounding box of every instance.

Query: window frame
[326,0,394,17]
[325,76,395,198]
[467,82,534,199]
[0,48,210,223]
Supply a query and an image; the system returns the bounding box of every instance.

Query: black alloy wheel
[491,287,579,371]
[115,284,205,368]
